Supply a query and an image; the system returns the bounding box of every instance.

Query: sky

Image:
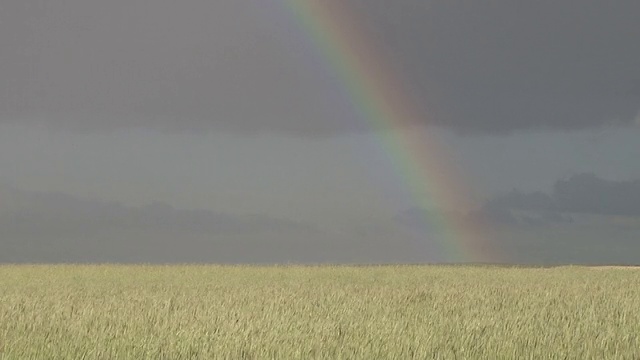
[1,0,639,264]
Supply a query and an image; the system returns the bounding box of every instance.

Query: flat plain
[1,265,639,359]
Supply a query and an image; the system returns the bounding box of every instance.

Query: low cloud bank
[477,173,640,226]
[0,186,426,263]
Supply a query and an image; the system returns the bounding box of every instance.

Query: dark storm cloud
[554,173,640,216]
[394,200,640,265]
[352,0,640,134]
[398,173,640,229]
[1,0,639,135]
[395,174,640,264]
[477,190,572,226]
[477,173,640,223]
[396,199,571,229]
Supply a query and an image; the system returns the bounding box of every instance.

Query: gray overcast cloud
[1,1,639,264]
[1,0,639,135]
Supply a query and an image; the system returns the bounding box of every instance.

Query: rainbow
[278,1,497,262]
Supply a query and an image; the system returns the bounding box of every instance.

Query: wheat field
[1,265,639,359]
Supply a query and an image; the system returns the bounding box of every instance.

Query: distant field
[1,265,639,359]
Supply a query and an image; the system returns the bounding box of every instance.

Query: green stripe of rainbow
[283,0,497,262]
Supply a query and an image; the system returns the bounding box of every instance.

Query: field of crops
[1,265,639,359]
